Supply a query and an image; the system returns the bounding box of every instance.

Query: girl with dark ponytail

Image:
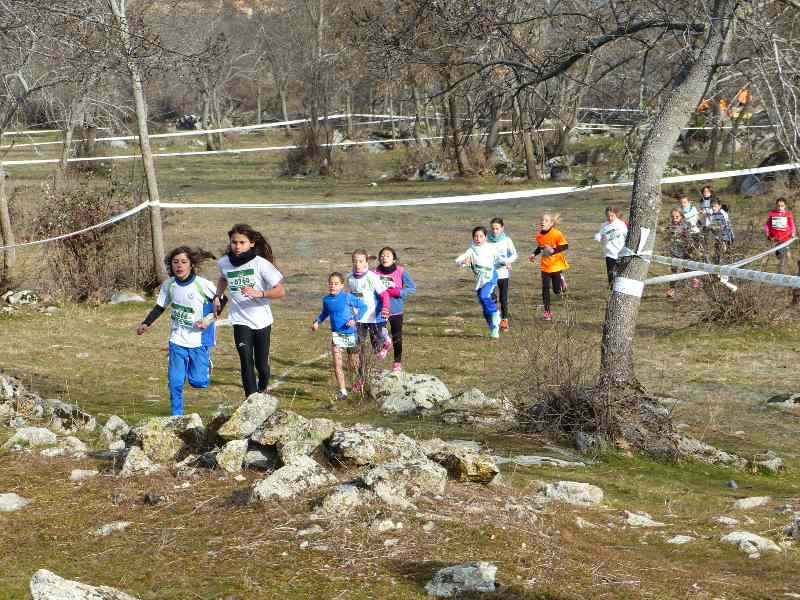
[214,224,285,397]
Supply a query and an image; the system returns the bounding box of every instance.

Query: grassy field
[0,131,798,599]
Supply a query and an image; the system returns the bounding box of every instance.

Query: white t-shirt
[594,219,629,259]
[347,270,387,323]
[218,255,283,330]
[489,236,518,279]
[455,243,499,290]
[156,275,217,348]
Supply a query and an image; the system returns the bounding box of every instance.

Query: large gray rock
[217,440,248,474]
[102,415,130,444]
[425,562,497,597]
[676,436,747,469]
[30,569,140,600]
[422,439,499,484]
[537,481,604,506]
[70,469,98,482]
[784,514,800,540]
[624,511,665,527]
[733,496,770,510]
[140,414,204,463]
[766,392,800,413]
[249,456,337,502]
[439,388,516,428]
[250,410,336,464]
[720,531,781,556]
[326,424,426,467]
[357,458,447,508]
[109,292,146,305]
[317,483,370,516]
[369,371,450,415]
[217,393,278,441]
[0,492,31,512]
[119,447,161,478]
[2,427,57,450]
[49,400,96,433]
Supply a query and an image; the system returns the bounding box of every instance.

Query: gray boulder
[676,436,747,469]
[369,371,450,416]
[357,458,447,508]
[93,521,131,537]
[249,456,337,502]
[139,414,204,463]
[720,531,781,556]
[217,393,278,441]
[326,424,426,467]
[102,415,130,444]
[423,439,499,484]
[425,562,497,598]
[216,439,248,474]
[766,392,800,413]
[250,410,336,464]
[70,469,98,482]
[784,514,800,540]
[49,400,96,433]
[624,511,665,527]
[243,442,280,471]
[733,496,770,510]
[2,427,57,450]
[536,481,604,506]
[119,447,161,478]
[317,483,370,516]
[109,292,146,304]
[3,289,39,305]
[30,569,140,600]
[0,492,31,512]
[439,388,516,428]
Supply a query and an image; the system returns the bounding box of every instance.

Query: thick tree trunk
[705,100,722,170]
[485,97,501,154]
[280,86,290,133]
[411,87,422,142]
[0,167,15,284]
[448,94,472,175]
[516,98,538,181]
[212,90,224,150]
[599,0,736,387]
[202,94,215,151]
[256,86,262,125]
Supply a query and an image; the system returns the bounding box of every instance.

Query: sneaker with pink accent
[376,339,392,360]
[542,310,553,321]
[559,274,568,291]
[352,378,364,393]
[391,362,402,373]
[691,278,701,289]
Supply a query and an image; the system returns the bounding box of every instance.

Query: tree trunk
[448,94,472,175]
[345,92,353,138]
[212,90,224,150]
[705,100,722,170]
[0,167,15,284]
[256,85,262,125]
[599,0,735,387]
[109,0,166,283]
[412,87,422,142]
[202,94,215,151]
[485,97,501,154]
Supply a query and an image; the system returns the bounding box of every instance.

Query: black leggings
[388,314,404,362]
[233,324,271,397]
[492,278,510,319]
[541,271,563,312]
[604,257,618,286]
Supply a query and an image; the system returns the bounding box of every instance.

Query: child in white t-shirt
[594,206,628,287]
[214,224,285,398]
[137,246,219,415]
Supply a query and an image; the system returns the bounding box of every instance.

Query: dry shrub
[32,175,156,301]
[282,127,332,176]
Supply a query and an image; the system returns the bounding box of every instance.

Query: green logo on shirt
[171,303,195,328]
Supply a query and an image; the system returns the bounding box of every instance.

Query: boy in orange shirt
[529,213,569,321]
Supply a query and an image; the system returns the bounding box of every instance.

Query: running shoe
[391,362,402,373]
[542,310,553,321]
[335,390,348,402]
[560,274,568,291]
[352,378,364,393]
[376,339,392,360]
[666,288,675,298]
[500,318,509,331]
[691,278,701,289]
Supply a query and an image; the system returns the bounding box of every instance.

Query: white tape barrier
[0,201,150,252]
[647,254,800,288]
[644,237,797,285]
[3,159,800,251]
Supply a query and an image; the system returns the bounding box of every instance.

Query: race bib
[772,216,788,230]
[227,268,256,293]
[171,303,195,328]
[380,275,394,288]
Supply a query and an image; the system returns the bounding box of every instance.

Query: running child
[312,272,367,402]
[698,185,715,229]
[348,249,391,390]
[373,247,416,373]
[593,206,628,287]
[708,199,734,263]
[136,246,220,416]
[664,208,691,298]
[529,213,569,321]
[455,226,501,338]
[764,197,796,274]
[214,224,284,397]
[488,217,518,331]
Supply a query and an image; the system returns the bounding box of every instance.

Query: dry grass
[0,135,798,598]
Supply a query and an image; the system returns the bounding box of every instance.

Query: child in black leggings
[214,224,285,397]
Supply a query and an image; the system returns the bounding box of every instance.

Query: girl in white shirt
[488,217,518,330]
[593,207,628,287]
[456,226,501,338]
[214,224,285,397]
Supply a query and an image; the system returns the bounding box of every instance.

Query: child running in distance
[456,226,501,338]
[665,208,691,298]
[698,185,715,229]
[529,213,569,321]
[348,249,391,391]
[679,195,703,285]
[373,247,416,373]
[312,272,367,402]
[709,199,734,263]
[488,217,518,331]
[765,197,796,274]
[137,246,221,416]
[214,224,284,398]
[594,207,628,287]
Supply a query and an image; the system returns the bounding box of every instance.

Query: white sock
[339,388,347,396]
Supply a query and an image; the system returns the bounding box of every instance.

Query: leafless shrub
[32,175,156,301]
